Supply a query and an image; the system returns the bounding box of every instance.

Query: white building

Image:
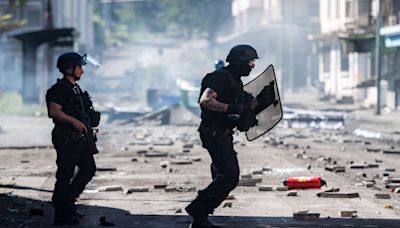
[314,0,400,109]
[0,0,96,103]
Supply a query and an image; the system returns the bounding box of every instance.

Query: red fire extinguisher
[283,177,327,189]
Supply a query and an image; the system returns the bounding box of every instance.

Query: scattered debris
[258,185,274,191]
[160,161,169,168]
[238,178,262,187]
[293,210,320,221]
[374,193,390,199]
[382,149,400,155]
[385,168,396,172]
[366,148,381,152]
[362,181,375,188]
[386,178,400,184]
[350,163,367,169]
[386,183,400,189]
[240,174,252,179]
[136,150,147,155]
[316,187,340,197]
[252,169,263,175]
[383,204,393,209]
[325,165,345,173]
[164,186,196,193]
[124,187,149,194]
[317,192,359,198]
[154,184,167,189]
[262,167,272,172]
[223,202,232,208]
[226,194,236,200]
[274,186,289,191]
[175,209,182,214]
[191,156,202,162]
[367,164,379,168]
[170,160,192,165]
[145,151,169,157]
[20,160,30,163]
[131,158,138,162]
[98,186,123,192]
[287,191,297,196]
[153,140,173,146]
[97,167,117,172]
[183,144,194,149]
[339,210,357,218]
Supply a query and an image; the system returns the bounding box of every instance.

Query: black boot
[71,198,85,218]
[185,198,215,228]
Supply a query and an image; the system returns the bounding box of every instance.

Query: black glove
[227,104,246,115]
[256,81,276,105]
[236,106,257,132]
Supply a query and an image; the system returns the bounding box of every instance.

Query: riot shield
[244,65,282,141]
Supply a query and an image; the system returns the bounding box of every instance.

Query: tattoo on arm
[199,88,228,112]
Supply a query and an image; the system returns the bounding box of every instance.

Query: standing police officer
[46,52,100,225]
[185,45,275,227]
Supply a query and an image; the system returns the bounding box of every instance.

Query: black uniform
[196,67,252,213]
[46,78,96,219]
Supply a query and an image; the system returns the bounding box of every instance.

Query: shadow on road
[0,184,53,193]
[1,193,399,227]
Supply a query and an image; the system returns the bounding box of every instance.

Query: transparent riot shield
[244,65,282,141]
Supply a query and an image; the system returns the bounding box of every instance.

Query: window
[335,0,340,18]
[345,0,353,18]
[341,53,349,71]
[323,48,330,73]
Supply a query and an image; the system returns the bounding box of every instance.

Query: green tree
[110,0,232,44]
[0,0,27,34]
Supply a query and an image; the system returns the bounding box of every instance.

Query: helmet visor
[82,54,101,69]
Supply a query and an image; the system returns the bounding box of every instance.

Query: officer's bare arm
[48,102,87,133]
[199,88,228,112]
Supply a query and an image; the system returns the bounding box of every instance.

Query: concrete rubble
[1,103,400,227]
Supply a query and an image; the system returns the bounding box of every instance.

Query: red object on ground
[283,176,327,189]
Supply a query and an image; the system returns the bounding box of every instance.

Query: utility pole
[375,0,382,115]
[280,0,286,101]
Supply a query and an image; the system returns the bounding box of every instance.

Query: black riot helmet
[56,52,87,74]
[226,44,259,64]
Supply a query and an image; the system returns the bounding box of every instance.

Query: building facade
[314,0,400,109]
[0,0,96,104]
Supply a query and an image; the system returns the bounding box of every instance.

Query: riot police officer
[185,45,275,227]
[46,52,100,225]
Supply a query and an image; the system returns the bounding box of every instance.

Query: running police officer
[46,52,100,225]
[185,44,275,227]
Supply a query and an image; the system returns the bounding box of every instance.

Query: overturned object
[293,210,320,221]
[339,210,357,218]
[283,177,326,189]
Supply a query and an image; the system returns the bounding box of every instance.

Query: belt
[199,122,234,135]
[53,127,83,140]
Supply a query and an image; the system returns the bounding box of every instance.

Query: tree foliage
[112,0,232,43]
